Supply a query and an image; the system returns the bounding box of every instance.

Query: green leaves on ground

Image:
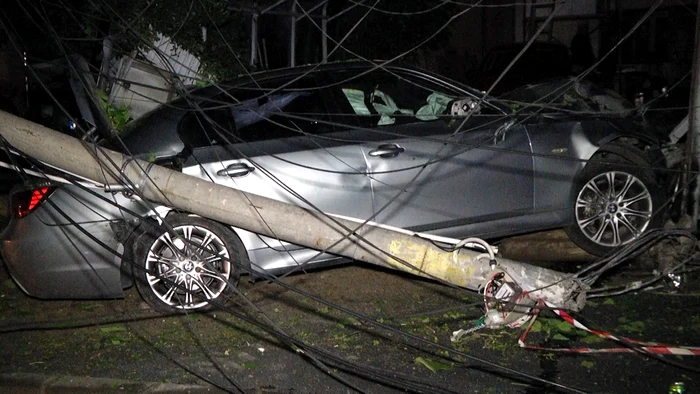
[2,279,16,290]
[617,317,646,334]
[527,318,600,344]
[414,357,453,373]
[99,324,126,333]
[580,360,595,369]
[98,324,129,347]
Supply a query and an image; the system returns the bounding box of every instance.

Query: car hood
[497,78,638,117]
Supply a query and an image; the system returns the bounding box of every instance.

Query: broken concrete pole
[0,110,587,311]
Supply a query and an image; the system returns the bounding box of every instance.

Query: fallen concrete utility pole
[0,110,586,311]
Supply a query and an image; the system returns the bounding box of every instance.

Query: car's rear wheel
[134,214,244,313]
[565,152,665,256]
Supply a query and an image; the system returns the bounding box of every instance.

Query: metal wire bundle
[577,228,696,293]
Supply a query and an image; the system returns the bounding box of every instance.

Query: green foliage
[77,303,103,312]
[480,331,517,353]
[13,0,455,83]
[110,0,252,81]
[442,311,466,320]
[414,356,453,373]
[529,318,574,335]
[99,324,126,333]
[98,324,130,347]
[580,360,595,369]
[581,334,605,344]
[528,317,602,344]
[2,279,17,290]
[617,317,646,334]
[11,0,254,82]
[96,89,130,131]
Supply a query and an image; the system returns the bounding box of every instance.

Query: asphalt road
[1,252,699,393]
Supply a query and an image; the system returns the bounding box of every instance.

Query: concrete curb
[0,373,228,394]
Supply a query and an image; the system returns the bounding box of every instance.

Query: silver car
[0,62,666,312]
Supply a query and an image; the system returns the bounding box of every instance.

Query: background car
[1,61,667,313]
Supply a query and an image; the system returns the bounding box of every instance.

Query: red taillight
[14,187,54,218]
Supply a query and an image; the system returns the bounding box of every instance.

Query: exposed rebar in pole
[687,1,700,230]
[0,110,587,311]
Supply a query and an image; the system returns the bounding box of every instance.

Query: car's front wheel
[565,152,665,256]
[134,214,244,313]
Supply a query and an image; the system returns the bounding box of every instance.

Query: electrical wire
[0,141,246,393]
[1,6,296,392]
[344,0,450,16]
[0,6,544,388]
[4,0,696,390]
[0,135,588,393]
[6,0,688,310]
[228,0,576,284]
[4,0,688,318]
[52,2,680,186]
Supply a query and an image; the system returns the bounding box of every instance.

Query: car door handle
[217,163,255,177]
[369,144,405,158]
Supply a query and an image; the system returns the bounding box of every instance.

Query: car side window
[330,69,460,128]
[232,86,333,142]
[179,107,238,149]
[178,76,334,148]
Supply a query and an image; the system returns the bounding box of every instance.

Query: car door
[179,74,373,248]
[333,68,534,237]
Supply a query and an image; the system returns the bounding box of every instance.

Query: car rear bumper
[0,188,125,299]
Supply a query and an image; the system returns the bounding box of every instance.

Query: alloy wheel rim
[575,171,653,247]
[145,225,231,309]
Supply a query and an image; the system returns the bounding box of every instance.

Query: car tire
[565,150,665,257]
[134,214,245,313]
